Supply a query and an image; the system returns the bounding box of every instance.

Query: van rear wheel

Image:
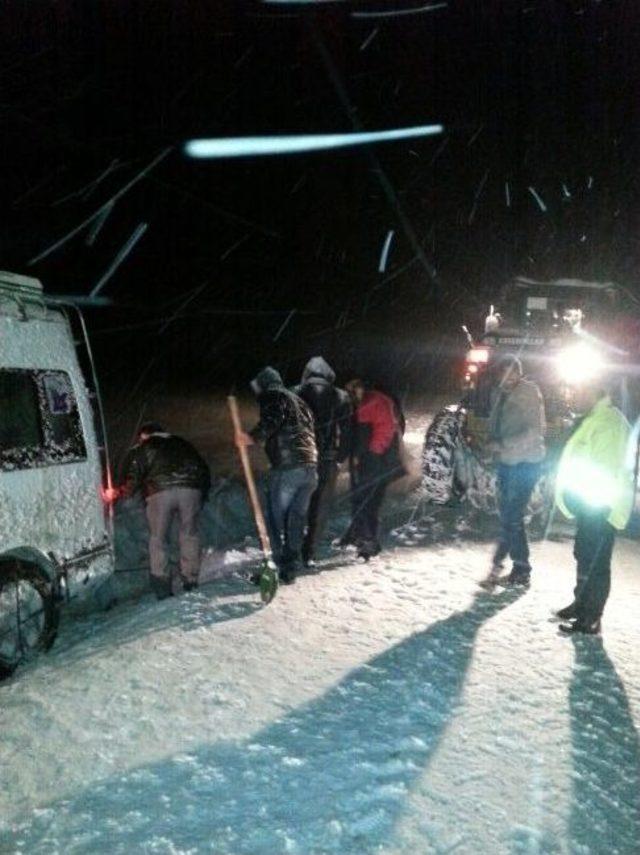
[0,562,59,679]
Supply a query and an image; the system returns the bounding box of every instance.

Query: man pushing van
[116,422,210,599]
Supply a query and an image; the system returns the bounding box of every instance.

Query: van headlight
[556,343,605,385]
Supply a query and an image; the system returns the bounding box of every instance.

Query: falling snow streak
[149,177,279,238]
[289,174,307,195]
[587,175,594,189]
[528,186,547,212]
[45,294,113,307]
[234,47,253,69]
[351,2,448,18]
[468,169,489,225]
[11,166,66,207]
[562,183,572,200]
[184,125,443,159]
[359,28,379,51]
[505,181,511,208]
[308,24,441,292]
[51,160,122,207]
[158,278,211,336]
[220,234,250,261]
[85,200,115,246]
[466,125,484,147]
[429,137,449,165]
[90,223,148,298]
[263,0,345,3]
[378,230,395,273]
[273,309,297,342]
[83,160,125,200]
[29,147,172,265]
[373,256,420,291]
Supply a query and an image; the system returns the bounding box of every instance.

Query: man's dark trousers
[303,460,339,562]
[572,504,615,624]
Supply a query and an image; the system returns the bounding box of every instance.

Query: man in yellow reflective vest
[554,385,635,634]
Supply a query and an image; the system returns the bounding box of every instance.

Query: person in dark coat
[292,356,352,565]
[119,422,211,599]
[235,367,318,584]
[342,379,404,560]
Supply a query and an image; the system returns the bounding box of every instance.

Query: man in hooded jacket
[236,367,318,583]
[292,356,352,564]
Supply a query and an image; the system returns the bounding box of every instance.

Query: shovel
[227,395,278,603]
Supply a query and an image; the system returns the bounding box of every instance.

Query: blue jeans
[266,466,318,571]
[494,462,541,573]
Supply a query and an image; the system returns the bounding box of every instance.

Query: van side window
[0,371,43,456]
[0,369,86,470]
[40,371,87,462]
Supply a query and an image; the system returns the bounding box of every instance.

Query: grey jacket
[489,378,546,465]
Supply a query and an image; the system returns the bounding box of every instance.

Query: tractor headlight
[556,343,605,385]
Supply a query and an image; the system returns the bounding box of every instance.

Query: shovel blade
[259,560,278,604]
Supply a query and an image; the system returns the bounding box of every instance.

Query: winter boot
[559,618,601,635]
[555,603,577,620]
[150,575,173,600]
[499,562,531,588]
[479,564,502,590]
[182,580,199,593]
[357,540,381,561]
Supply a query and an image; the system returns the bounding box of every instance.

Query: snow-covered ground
[1,404,639,854]
[1,513,639,854]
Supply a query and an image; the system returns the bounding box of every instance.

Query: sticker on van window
[42,373,74,415]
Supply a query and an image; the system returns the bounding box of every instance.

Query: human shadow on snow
[568,637,640,853]
[2,589,522,854]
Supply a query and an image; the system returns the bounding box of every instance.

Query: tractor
[422,277,639,523]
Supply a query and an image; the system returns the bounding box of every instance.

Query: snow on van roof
[0,270,43,294]
[0,271,49,318]
[0,271,64,323]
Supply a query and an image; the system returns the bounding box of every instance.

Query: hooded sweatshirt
[293,357,352,464]
[249,366,317,469]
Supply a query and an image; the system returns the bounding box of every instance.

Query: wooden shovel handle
[227,395,272,557]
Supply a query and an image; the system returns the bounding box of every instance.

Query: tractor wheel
[422,406,466,505]
[457,445,555,526]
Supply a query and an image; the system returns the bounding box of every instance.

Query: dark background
[2,0,639,402]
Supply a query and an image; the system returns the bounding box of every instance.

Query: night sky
[2,1,639,395]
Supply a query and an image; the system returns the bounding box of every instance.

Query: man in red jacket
[344,380,405,560]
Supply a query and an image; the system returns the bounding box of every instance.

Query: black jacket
[292,357,352,465]
[250,367,317,470]
[121,433,211,499]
